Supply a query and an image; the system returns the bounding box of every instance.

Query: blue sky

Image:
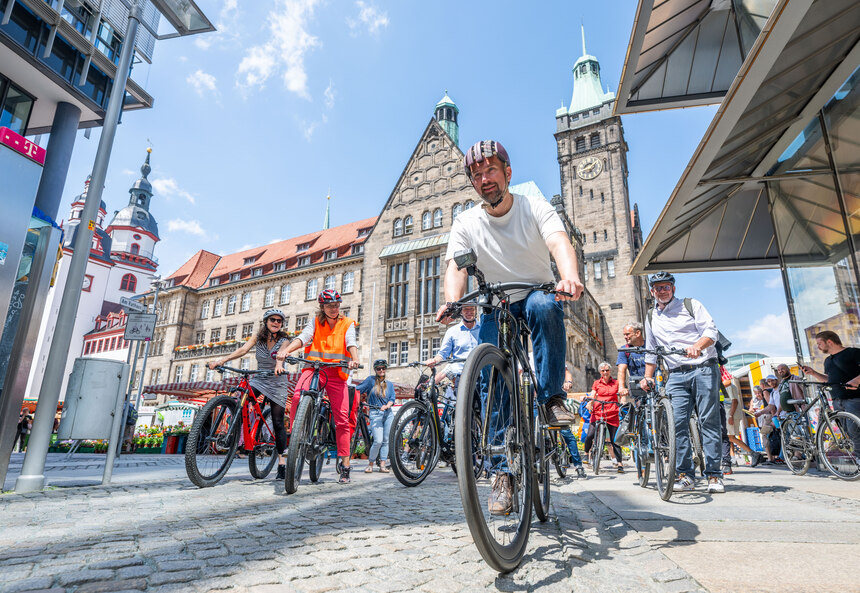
[55,0,793,357]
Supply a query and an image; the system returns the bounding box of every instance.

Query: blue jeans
[833,398,860,454]
[368,409,393,462]
[560,429,582,467]
[667,364,722,478]
[479,291,566,472]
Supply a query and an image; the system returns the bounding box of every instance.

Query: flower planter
[176,434,188,452]
[79,447,95,453]
[136,446,161,454]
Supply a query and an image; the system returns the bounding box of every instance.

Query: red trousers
[291,368,351,457]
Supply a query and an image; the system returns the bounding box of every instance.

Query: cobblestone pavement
[1,461,707,593]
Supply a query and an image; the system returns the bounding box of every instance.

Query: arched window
[452,203,463,220]
[433,208,443,228]
[393,218,403,237]
[120,273,137,292]
[404,215,413,234]
[130,243,140,254]
[464,200,475,210]
[422,211,432,230]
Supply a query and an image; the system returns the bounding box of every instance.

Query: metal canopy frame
[630,0,860,275]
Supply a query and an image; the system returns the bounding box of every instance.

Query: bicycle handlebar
[216,366,274,376]
[282,356,363,370]
[617,346,688,357]
[442,281,571,320]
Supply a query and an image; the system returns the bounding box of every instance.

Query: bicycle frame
[214,367,275,452]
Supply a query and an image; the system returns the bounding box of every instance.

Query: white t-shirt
[445,193,565,296]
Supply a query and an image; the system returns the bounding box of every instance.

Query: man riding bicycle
[437,139,583,514]
[275,289,360,484]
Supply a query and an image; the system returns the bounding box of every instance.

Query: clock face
[576,156,602,180]
[82,275,93,291]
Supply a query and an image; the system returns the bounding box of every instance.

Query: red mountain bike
[185,366,282,487]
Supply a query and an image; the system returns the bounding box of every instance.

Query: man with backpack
[639,272,725,494]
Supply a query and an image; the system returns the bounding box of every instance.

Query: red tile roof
[168,218,376,288]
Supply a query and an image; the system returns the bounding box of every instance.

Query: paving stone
[75,579,147,593]
[55,571,115,587]
[148,570,201,586]
[156,559,205,572]
[117,566,155,579]
[4,578,55,593]
[89,557,146,570]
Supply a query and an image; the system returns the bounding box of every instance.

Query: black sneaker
[575,466,587,479]
[276,464,286,480]
[338,466,351,484]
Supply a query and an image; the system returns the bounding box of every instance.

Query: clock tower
[554,27,647,348]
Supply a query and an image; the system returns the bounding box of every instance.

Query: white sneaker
[673,473,695,492]
[707,477,725,493]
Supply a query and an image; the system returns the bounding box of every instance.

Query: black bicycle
[350,395,374,460]
[389,360,483,486]
[446,249,574,573]
[582,398,622,475]
[282,356,362,494]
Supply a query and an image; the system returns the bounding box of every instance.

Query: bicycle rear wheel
[390,400,439,487]
[308,418,332,483]
[185,395,239,488]
[553,431,568,479]
[634,413,651,487]
[350,412,372,459]
[455,343,532,573]
[654,397,676,501]
[285,395,316,494]
[591,423,604,476]
[532,421,551,522]
[817,411,860,481]
[780,417,812,476]
[249,408,278,479]
[689,416,705,478]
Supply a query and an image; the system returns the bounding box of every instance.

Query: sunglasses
[652,285,673,292]
[268,318,284,324]
[374,367,386,371]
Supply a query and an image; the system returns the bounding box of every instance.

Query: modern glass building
[617,0,860,371]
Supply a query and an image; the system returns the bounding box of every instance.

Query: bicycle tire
[780,417,812,476]
[454,343,532,573]
[634,413,650,487]
[817,411,860,481]
[284,394,315,494]
[654,397,676,501]
[185,395,239,488]
[554,432,568,479]
[689,416,705,478]
[350,412,372,458]
[308,418,331,483]
[390,400,439,487]
[248,408,278,479]
[532,422,551,522]
[592,422,604,476]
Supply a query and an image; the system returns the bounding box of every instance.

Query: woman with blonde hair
[356,359,396,472]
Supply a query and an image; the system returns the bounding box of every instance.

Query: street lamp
[15,0,214,493]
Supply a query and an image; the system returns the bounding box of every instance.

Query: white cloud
[300,119,318,141]
[764,274,783,289]
[195,0,241,50]
[152,177,196,205]
[187,70,219,98]
[347,1,389,36]
[122,168,136,176]
[324,79,335,109]
[167,219,206,236]
[733,311,796,356]
[237,0,322,98]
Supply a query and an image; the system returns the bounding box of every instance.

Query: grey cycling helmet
[373,359,388,370]
[263,309,286,322]
[648,271,675,286]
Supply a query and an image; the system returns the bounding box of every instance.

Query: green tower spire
[434,91,459,146]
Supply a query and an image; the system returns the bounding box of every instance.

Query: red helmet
[464,140,510,180]
[318,289,342,305]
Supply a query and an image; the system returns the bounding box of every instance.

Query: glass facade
[767,66,860,369]
[0,75,35,134]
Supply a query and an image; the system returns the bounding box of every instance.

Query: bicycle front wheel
[285,395,316,494]
[817,411,860,481]
[308,418,332,483]
[185,395,239,488]
[591,423,604,476]
[390,400,439,487]
[689,416,705,478]
[455,343,532,573]
[780,417,812,476]
[532,422,551,522]
[634,413,651,487]
[249,408,278,479]
[654,397,676,501]
[553,431,568,479]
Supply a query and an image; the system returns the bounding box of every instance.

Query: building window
[265,287,275,307]
[593,231,597,242]
[464,200,475,210]
[400,341,409,365]
[230,272,241,282]
[295,315,309,332]
[433,208,443,228]
[213,297,223,316]
[421,339,429,360]
[200,300,210,319]
[297,242,310,252]
[240,292,251,312]
[195,331,205,344]
[590,189,594,200]
[342,271,355,294]
[432,337,441,357]
[275,262,286,272]
[210,328,221,342]
[225,326,237,341]
[402,215,413,235]
[210,278,221,287]
[579,186,583,197]
[575,137,586,151]
[130,243,140,254]
[241,358,250,370]
[452,203,463,220]
[603,229,608,241]
[227,295,237,314]
[422,211,432,230]
[388,342,398,366]
[242,323,254,339]
[243,256,256,265]
[84,341,92,355]
[190,364,199,382]
[386,262,409,319]
[252,268,263,277]
[205,368,215,381]
[590,133,601,148]
[584,263,589,282]
[607,258,615,278]
[600,192,605,203]
[351,244,364,255]
[174,365,184,382]
[111,336,118,349]
[418,255,441,314]
[594,261,602,280]
[393,218,403,237]
[298,255,310,267]
[120,273,137,292]
[306,278,318,301]
[280,284,291,304]
[357,227,370,237]
[324,250,337,261]
[324,275,336,291]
